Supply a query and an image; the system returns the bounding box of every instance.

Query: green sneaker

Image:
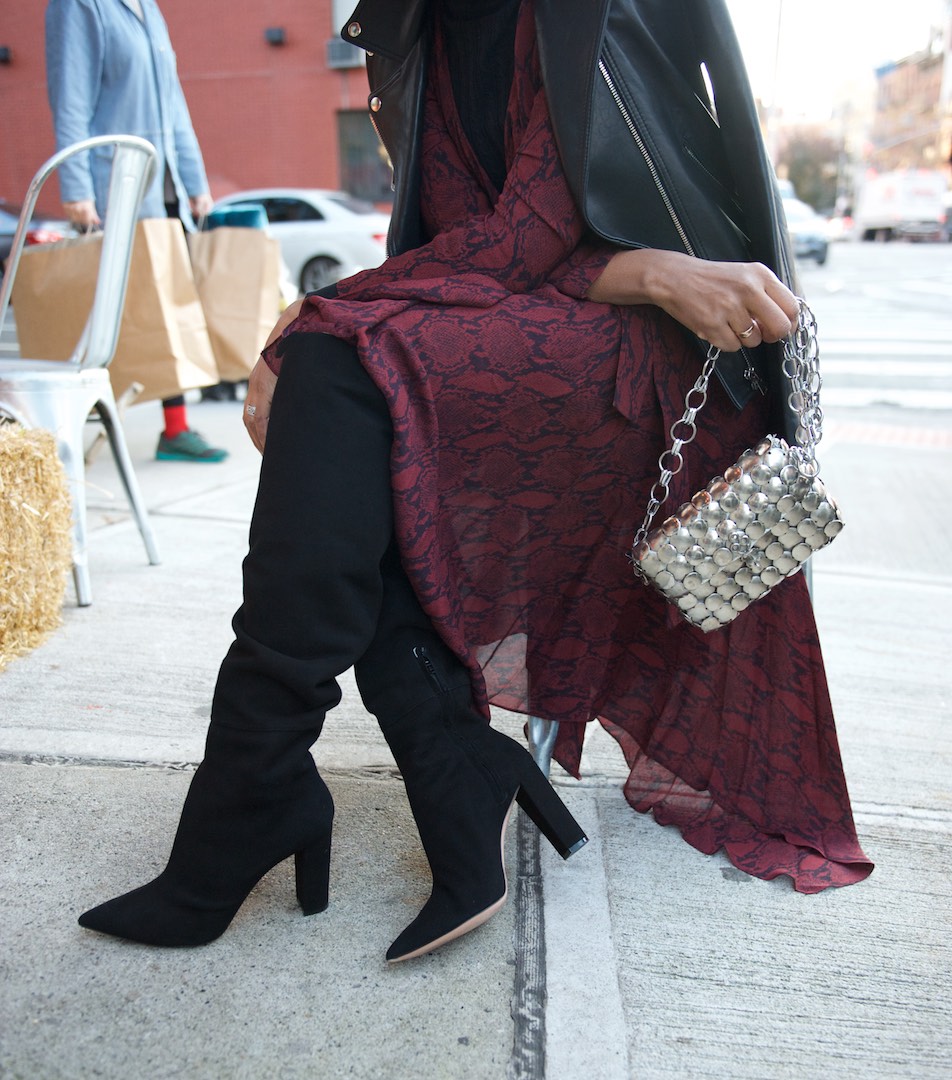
[156,430,228,463]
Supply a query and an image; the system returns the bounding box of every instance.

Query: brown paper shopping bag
[10,231,100,356]
[187,228,282,381]
[12,218,218,403]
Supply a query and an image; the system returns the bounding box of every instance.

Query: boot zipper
[598,57,766,395]
[413,646,448,693]
[414,645,508,802]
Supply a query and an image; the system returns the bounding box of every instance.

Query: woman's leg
[78,334,395,945]
[156,395,228,463]
[355,544,589,963]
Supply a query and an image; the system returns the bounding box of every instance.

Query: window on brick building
[338,110,394,205]
[328,0,365,69]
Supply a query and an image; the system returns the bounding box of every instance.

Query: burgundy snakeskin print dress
[265,4,872,892]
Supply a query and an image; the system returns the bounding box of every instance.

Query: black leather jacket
[341,0,798,432]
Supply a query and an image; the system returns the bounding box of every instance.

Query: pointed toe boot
[357,623,587,963]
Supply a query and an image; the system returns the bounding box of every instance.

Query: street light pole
[766,0,784,163]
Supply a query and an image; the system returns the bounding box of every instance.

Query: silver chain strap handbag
[631,300,844,633]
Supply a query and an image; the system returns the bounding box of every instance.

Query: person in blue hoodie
[45,0,228,462]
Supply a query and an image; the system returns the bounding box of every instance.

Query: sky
[725,0,949,119]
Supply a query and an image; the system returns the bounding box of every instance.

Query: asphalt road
[797,241,952,413]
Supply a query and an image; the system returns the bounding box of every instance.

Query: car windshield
[324,194,378,215]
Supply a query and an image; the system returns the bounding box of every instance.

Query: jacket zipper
[367,112,396,192]
[368,109,399,254]
[598,58,766,395]
[598,58,695,256]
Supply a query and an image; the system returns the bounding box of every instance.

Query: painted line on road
[822,388,952,410]
[852,802,952,834]
[821,359,952,376]
[824,419,952,448]
[822,342,952,357]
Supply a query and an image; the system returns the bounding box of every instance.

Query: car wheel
[300,256,342,293]
[815,248,828,266]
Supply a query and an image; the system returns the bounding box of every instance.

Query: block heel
[513,753,588,859]
[295,830,333,915]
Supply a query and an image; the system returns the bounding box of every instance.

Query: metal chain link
[781,300,824,478]
[632,347,718,547]
[632,298,823,548]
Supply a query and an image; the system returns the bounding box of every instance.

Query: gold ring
[738,322,756,339]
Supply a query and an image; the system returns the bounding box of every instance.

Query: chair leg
[56,407,94,607]
[72,560,93,608]
[95,395,161,567]
[85,381,143,465]
[527,716,559,776]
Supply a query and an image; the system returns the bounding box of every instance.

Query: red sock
[162,404,188,439]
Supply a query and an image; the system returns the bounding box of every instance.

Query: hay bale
[0,424,73,670]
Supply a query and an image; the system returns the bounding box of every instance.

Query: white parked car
[210,188,390,294]
[781,198,830,265]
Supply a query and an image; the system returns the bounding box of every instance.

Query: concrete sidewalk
[1,395,950,1079]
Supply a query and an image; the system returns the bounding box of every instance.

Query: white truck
[853,169,948,242]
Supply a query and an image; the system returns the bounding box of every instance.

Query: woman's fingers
[687,262,798,351]
[243,300,306,453]
[242,357,278,455]
[747,291,798,343]
[764,277,803,334]
[726,317,762,352]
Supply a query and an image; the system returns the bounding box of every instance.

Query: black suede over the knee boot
[77,726,335,947]
[355,548,588,963]
[78,335,395,946]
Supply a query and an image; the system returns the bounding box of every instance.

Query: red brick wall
[0,1,370,208]
[0,5,54,205]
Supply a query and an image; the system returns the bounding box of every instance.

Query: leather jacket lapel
[341,0,429,62]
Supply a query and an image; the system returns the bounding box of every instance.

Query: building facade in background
[769,5,952,215]
[0,0,391,209]
[3,2,950,220]
[870,29,951,172]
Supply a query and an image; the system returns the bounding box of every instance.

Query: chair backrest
[0,134,157,370]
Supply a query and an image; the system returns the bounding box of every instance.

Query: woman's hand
[242,299,305,453]
[62,199,100,229]
[189,192,214,219]
[587,248,800,353]
[242,358,277,454]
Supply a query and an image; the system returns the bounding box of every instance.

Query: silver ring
[245,404,256,417]
[738,322,756,340]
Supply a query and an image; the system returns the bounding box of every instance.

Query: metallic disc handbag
[631,301,844,633]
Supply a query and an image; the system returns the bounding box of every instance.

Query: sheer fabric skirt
[287,285,872,893]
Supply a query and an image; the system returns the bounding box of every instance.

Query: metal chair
[0,135,161,606]
[528,715,558,774]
